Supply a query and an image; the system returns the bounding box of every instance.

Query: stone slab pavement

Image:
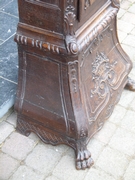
[0,0,18,118]
[0,0,135,180]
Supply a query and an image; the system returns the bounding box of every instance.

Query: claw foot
[75,141,94,170]
[125,77,135,91]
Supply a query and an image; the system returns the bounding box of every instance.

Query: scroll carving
[91,52,117,98]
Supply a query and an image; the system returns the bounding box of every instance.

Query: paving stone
[0,0,12,8]
[121,110,135,133]
[9,165,44,180]
[25,143,66,176]
[124,159,135,180]
[121,12,135,25]
[64,146,75,158]
[130,27,135,35]
[0,121,14,144]
[0,0,18,17]
[0,106,14,123]
[52,155,87,180]
[6,112,17,127]
[0,78,17,117]
[117,30,127,43]
[117,8,126,19]
[2,132,36,160]
[39,141,69,154]
[0,39,4,45]
[129,98,135,111]
[87,138,105,162]
[117,20,134,33]
[84,167,115,180]
[96,146,129,179]
[130,64,135,76]
[0,12,18,41]
[128,3,135,14]
[118,89,135,108]
[128,74,135,83]
[28,132,40,143]
[108,105,127,125]
[122,34,135,48]
[45,175,60,180]
[0,152,19,180]
[127,0,135,3]
[94,121,117,144]
[120,0,132,10]
[121,44,135,62]
[109,128,135,156]
[0,36,18,82]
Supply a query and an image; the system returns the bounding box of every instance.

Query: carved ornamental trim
[17,118,76,149]
[77,8,119,52]
[14,34,66,54]
[68,60,79,93]
[64,0,78,55]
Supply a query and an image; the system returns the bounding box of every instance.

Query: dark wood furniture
[14,0,134,170]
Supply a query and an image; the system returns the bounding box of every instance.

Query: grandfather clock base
[15,0,134,170]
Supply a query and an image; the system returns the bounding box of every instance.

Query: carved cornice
[14,34,66,54]
[77,8,118,52]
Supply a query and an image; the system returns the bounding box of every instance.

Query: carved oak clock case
[14,0,133,170]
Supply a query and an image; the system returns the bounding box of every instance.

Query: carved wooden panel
[19,0,62,32]
[78,0,107,24]
[80,26,127,125]
[17,51,71,134]
[25,0,60,8]
[15,0,133,170]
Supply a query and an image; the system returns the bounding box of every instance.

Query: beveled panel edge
[25,0,61,10]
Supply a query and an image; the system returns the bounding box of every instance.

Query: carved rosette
[64,1,78,55]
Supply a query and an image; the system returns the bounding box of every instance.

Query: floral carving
[91,52,117,98]
[68,61,78,93]
[64,1,78,55]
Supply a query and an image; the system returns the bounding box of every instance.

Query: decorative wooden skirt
[14,0,134,169]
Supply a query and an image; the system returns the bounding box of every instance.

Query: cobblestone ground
[0,0,135,180]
